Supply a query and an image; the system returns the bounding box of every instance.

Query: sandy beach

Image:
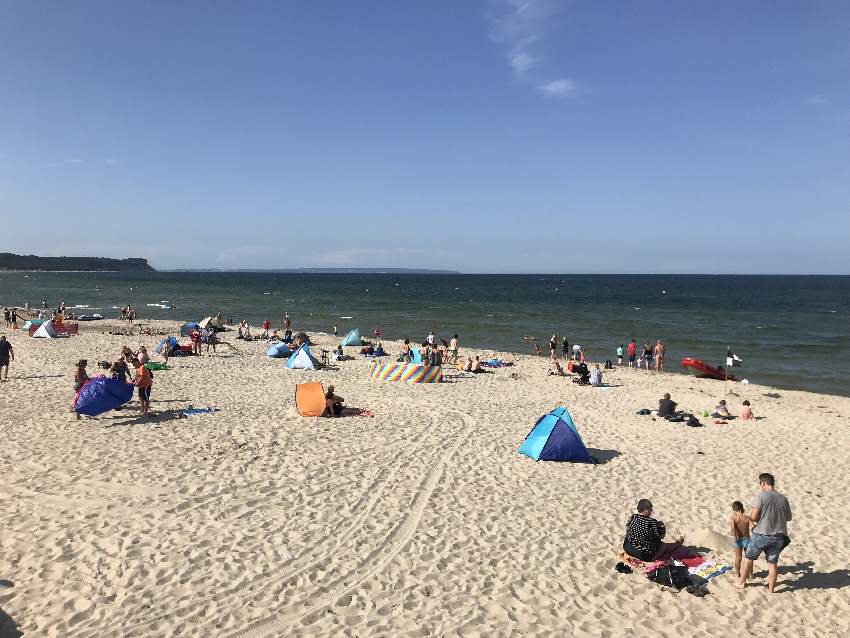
[1,318,849,637]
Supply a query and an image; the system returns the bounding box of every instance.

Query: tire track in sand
[100,405,449,637]
[235,411,473,638]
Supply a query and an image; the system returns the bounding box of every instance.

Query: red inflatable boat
[680,357,735,381]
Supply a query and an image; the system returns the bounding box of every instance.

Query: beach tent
[156,336,178,355]
[295,382,325,417]
[198,316,224,331]
[518,407,594,463]
[74,376,134,416]
[180,322,200,336]
[21,319,44,331]
[285,344,319,370]
[409,347,423,364]
[340,329,361,346]
[267,342,293,358]
[32,320,58,339]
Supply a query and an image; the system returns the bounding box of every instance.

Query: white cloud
[67,158,84,164]
[489,0,557,79]
[539,78,576,97]
[509,50,539,76]
[104,158,117,164]
[806,95,827,105]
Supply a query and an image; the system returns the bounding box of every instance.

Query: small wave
[634,307,641,310]
[340,316,354,319]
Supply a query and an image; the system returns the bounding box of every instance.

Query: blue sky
[1,1,848,273]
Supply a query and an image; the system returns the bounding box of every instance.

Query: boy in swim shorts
[730,500,751,576]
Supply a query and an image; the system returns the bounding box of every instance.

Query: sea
[1,272,848,397]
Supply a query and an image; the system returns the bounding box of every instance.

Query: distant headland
[0,253,156,272]
[168,268,461,274]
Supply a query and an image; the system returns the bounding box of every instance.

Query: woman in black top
[623,499,684,561]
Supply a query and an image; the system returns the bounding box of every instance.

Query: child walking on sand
[731,501,751,576]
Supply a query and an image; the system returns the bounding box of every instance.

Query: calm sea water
[2,272,848,396]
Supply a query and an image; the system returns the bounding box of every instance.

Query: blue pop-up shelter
[74,376,134,416]
[341,329,361,346]
[180,322,200,337]
[267,342,293,358]
[518,407,594,463]
[156,336,178,355]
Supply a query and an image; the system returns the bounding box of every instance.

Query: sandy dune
[1,319,849,637]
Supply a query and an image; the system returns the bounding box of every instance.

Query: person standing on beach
[3,308,9,328]
[735,473,792,593]
[0,336,14,381]
[261,318,270,338]
[642,342,653,369]
[74,360,89,420]
[562,336,570,360]
[654,339,665,372]
[617,344,624,365]
[133,357,153,416]
[10,308,18,329]
[427,331,435,346]
[627,339,637,367]
[374,325,381,339]
[333,324,338,337]
[549,334,558,359]
[283,312,291,331]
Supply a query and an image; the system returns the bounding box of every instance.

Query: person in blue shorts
[734,473,792,593]
[730,501,751,576]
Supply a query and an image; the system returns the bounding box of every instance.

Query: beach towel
[144,362,168,371]
[180,407,220,417]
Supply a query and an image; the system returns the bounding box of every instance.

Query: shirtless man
[654,339,666,372]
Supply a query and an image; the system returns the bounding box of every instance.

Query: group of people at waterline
[623,472,792,593]
[537,334,667,372]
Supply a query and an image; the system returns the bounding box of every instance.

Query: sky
[1,0,848,273]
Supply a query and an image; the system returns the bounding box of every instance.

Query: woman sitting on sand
[622,499,684,562]
[471,356,488,373]
[712,399,732,419]
[463,357,474,372]
[549,353,564,375]
[323,385,344,417]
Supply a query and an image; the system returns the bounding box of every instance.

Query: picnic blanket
[633,546,732,584]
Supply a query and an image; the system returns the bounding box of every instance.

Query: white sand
[1,319,849,637]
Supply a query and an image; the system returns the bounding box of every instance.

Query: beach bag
[648,564,691,589]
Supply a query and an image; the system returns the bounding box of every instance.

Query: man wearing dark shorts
[0,336,13,380]
[735,473,792,593]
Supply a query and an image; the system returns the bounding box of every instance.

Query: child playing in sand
[730,501,751,576]
[740,400,754,420]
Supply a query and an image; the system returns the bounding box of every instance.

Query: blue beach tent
[267,342,293,358]
[409,346,422,364]
[74,376,134,416]
[340,329,361,346]
[156,336,178,355]
[284,344,320,370]
[518,407,594,463]
[180,322,200,337]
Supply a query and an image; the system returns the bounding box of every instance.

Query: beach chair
[295,381,325,417]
